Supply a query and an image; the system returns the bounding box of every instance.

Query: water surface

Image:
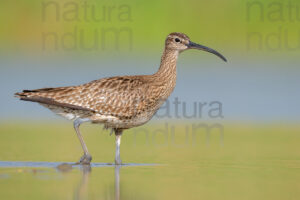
[0,123,300,200]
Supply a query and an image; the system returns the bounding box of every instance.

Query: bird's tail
[15,88,58,104]
[15,87,69,98]
[14,87,94,112]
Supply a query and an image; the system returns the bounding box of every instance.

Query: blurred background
[0,0,300,200]
[0,0,299,121]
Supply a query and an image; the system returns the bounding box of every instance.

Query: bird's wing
[76,76,153,118]
[15,76,153,118]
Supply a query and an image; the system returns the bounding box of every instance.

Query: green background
[0,0,300,199]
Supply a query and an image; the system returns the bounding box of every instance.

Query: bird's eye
[175,38,181,43]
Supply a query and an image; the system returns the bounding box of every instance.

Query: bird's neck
[154,49,179,80]
[150,49,178,100]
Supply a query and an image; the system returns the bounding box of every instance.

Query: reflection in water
[0,161,155,200]
[115,166,120,200]
[74,165,91,200]
[69,164,121,200]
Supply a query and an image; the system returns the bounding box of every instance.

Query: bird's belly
[39,103,93,120]
[92,112,154,129]
[40,100,161,129]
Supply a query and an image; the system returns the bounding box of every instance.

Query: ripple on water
[0,161,158,169]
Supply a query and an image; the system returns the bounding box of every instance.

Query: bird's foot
[77,154,92,165]
[115,157,122,165]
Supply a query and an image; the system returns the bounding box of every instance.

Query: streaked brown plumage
[15,32,227,165]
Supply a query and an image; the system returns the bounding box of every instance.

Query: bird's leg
[114,129,123,165]
[74,118,92,165]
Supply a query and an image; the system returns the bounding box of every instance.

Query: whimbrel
[15,32,227,165]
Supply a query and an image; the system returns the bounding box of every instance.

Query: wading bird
[15,33,226,165]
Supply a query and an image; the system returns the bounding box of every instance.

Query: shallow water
[0,161,156,168]
[1,160,300,200]
[0,161,161,200]
[0,123,300,199]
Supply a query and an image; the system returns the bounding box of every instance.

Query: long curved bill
[187,41,227,62]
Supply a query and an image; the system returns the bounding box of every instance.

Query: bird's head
[165,32,227,62]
